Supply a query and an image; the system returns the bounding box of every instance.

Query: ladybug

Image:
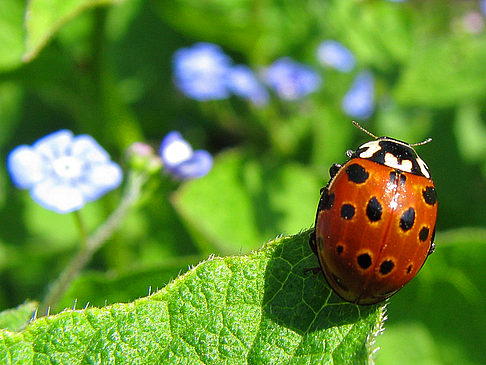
[309,122,437,305]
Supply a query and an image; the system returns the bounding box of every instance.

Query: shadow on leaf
[262,230,379,333]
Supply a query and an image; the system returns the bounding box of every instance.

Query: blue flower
[342,71,375,119]
[7,130,123,214]
[173,42,232,101]
[317,40,355,72]
[263,57,322,101]
[482,0,486,15]
[226,65,269,106]
[159,131,213,179]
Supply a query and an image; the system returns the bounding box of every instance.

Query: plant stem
[73,211,88,247]
[39,171,147,316]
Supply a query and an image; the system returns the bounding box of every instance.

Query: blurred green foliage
[0,0,486,363]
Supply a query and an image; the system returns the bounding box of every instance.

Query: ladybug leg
[309,230,318,255]
[329,163,342,178]
[319,163,341,194]
[304,266,322,275]
[428,227,436,255]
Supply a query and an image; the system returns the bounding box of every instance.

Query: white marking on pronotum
[384,153,413,172]
[416,157,430,178]
[357,141,382,159]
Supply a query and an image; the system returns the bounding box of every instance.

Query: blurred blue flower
[342,71,375,119]
[173,43,232,101]
[227,65,269,106]
[263,57,322,101]
[482,0,486,15]
[7,130,123,214]
[317,40,355,72]
[160,131,213,179]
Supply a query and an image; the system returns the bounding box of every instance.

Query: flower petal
[169,149,213,179]
[71,135,110,163]
[342,71,375,119]
[317,40,355,72]
[173,42,232,101]
[159,131,193,168]
[264,57,322,101]
[79,162,123,201]
[227,65,269,106]
[33,130,73,161]
[7,146,46,189]
[9,129,123,213]
[31,180,85,214]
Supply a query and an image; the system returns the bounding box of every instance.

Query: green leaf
[173,151,323,255]
[324,0,413,69]
[23,0,126,62]
[55,257,200,311]
[394,37,486,107]
[155,0,327,63]
[453,104,486,163]
[376,228,486,365]
[0,302,37,332]
[0,0,25,71]
[0,231,385,364]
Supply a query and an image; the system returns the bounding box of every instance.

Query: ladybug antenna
[410,137,432,147]
[352,121,378,139]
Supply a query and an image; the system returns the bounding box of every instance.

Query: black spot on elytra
[379,260,395,275]
[319,189,335,210]
[400,208,415,231]
[423,186,437,205]
[331,273,348,291]
[406,264,413,274]
[400,174,406,186]
[336,244,344,255]
[346,163,369,184]
[366,197,382,222]
[340,204,355,220]
[357,253,372,270]
[419,226,429,242]
[389,171,396,183]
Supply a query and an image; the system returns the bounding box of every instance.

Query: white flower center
[52,156,83,180]
[164,140,193,165]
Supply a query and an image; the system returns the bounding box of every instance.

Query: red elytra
[310,134,437,305]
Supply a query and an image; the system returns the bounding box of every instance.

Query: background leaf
[0,302,37,332]
[24,0,126,62]
[376,229,486,365]
[174,151,322,255]
[0,0,25,71]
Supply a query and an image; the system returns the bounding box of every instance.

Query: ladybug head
[351,137,431,178]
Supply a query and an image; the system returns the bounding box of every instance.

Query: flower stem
[39,171,147,316]
[73,211,88,247]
